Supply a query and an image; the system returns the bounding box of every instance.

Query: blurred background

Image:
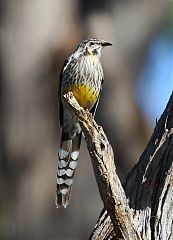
[0,0,173,239]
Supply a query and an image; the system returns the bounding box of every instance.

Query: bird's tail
[56,131,82,208]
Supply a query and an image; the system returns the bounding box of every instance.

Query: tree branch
[90,92,173,239]
[64,92,141,240]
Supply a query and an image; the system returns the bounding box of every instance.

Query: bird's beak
[101,41,112,47]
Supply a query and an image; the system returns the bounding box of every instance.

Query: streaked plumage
[56,38,112,208]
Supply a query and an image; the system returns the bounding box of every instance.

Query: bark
[64,92,173,240]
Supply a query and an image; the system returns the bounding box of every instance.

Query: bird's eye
[90,42,94,46]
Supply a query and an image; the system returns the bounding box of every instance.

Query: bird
[56,38,112,208]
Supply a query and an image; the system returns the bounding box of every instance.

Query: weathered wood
[64,92,173,239]
[64,92,141,240]
[90,92,173,240]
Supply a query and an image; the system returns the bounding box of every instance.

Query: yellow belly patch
[64,83,98,110]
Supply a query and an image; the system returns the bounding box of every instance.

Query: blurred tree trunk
[90,93,173,239]
[1,1,82,239]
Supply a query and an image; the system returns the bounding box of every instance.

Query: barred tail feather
[56,132,82,208]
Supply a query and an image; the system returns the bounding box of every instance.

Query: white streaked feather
[59,149,69,159]
[71,151,79,161]
[66,169,74,177]
[57,178,64,184]
[65,179,73,186]
[58,160,68,168]
[69,161,77,169]
[60,188,69,195]
[58,169,66,176]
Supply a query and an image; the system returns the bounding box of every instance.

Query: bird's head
[76,38,112,60]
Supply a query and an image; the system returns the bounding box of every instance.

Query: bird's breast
[62,55,103,110]
[63,83,99,110]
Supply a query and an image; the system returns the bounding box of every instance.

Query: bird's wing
[58,58,70,126]
[90,78,104,117]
